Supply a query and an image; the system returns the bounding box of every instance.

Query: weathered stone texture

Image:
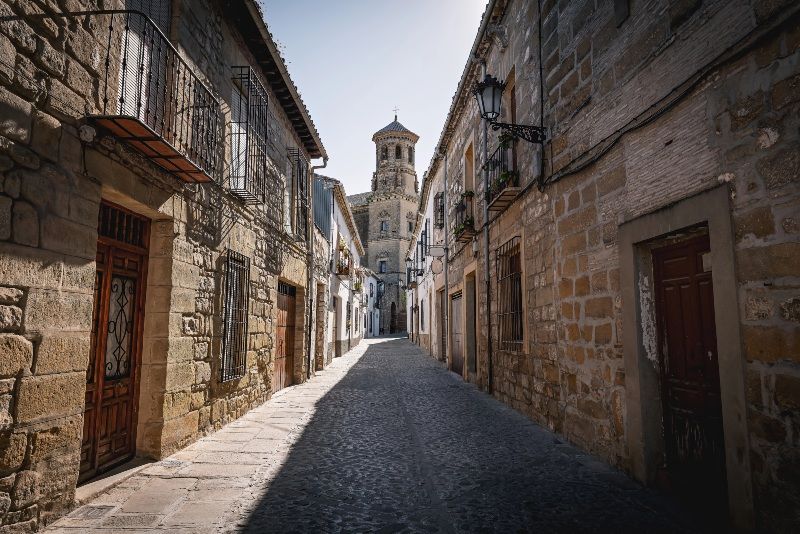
[417,0,800,530]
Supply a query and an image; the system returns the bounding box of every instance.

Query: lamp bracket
[490,121,547,144]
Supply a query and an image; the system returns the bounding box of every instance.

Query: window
[464,142,474,193]
[497,236,523,351]
[379,260,387,273]
[408,221,413,233]
[230,66,268,203]
[370,282,374,297]
[381,146,388,160]
[434,192,444,228]
[346,301,352,332]
[408,146,414,164]
[395,145,402,159]
[420,299,425,329]
[285,156,294,233]
[313,176,332,239]
[222,250,250,381]
[289,149,309,239]
[380,220,389,232]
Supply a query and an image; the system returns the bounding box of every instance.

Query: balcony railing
[90,10,221,182]
[484,141,520,212]
[453,193,477,243]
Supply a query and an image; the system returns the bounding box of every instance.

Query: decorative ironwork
[98,202,149,249]
[497,236,523,351]
[230,66,269,202]
[91,10,221,182]
[489,121,547,144]
[484,141,520,212]
[434,192,445,229]
[104,275,136,379]
[222,250,250,381]
[290,149,309,240]
[454,193,476,243]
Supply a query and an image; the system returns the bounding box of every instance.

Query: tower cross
[393,106,399,121]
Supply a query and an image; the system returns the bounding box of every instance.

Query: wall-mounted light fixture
[473,74,547,144]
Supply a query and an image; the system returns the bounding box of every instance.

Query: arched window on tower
[395,145,401,159]
[408,146,414,164]
[381,146,388,160]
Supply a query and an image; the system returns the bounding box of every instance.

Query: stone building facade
[408,0,800,530]
[349,117,419,334]
[0,0,326,530]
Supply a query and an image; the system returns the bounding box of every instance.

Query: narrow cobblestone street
[48,337,696,533]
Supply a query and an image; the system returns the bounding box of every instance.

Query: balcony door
[81,202,149,483]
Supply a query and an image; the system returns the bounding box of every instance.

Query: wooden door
[466,276,477,374]
[653,234,727,514]
[439,289,446,362]
[274,281,296,393]
[451,292,464,376]
[333,296,340,357]
[81,202,149,483]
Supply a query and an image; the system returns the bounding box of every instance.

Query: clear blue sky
[260,0,487,195]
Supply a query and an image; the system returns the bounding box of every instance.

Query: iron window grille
[221,250,250,381]
[290,149,309,240]
[434,192,445,228]
[496,236,523,352]
[230,66,269,203]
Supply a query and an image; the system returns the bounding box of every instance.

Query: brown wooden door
[451,292,464,376]
[653,234,727,514]
[81,202,149,483]
[439,289,446,362]
[274,281,296,393]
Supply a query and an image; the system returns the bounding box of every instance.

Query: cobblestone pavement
[48,337,698,533]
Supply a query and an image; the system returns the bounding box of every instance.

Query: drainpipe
[440,150,450,367]
[479,60,494,395]
[308,157,328,380]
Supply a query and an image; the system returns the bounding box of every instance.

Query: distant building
[348,117,420,334]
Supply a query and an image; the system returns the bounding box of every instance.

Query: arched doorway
[390,302,397,334]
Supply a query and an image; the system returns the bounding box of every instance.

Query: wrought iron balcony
[484,141,520,213]
[454,193,477,243]
[90,10,221,183]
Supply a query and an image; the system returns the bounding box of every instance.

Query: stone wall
[431,0,800,529]
[0,0,318,530]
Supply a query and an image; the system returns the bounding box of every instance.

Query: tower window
[380,220,389,232]
[408,146,414,164]
[379,260,387,273]
[395,145,401,159]
[381,146,388,160]
[408,221,413,233]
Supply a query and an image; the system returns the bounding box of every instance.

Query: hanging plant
[498,131,516,148]
[461,190,475,198]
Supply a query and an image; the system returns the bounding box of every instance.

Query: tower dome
[372,115,419,194]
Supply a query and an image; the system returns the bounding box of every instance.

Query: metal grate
[98,202,149,250]
[496,236,523,351]
[230,66,269,203]
[294,151,309,240]
[484,141,518,205]
[221,251,250,381]
[434,192,445,228]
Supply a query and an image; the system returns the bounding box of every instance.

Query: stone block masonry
[0,0,325,531]
[410,0,800,530]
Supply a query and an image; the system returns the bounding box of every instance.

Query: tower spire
[393,106,399,122]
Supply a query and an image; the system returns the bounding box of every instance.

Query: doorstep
[74,457,154,506]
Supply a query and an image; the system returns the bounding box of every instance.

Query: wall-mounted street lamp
[473,74,547,144]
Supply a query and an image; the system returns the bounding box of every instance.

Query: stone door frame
[618,185,753,529]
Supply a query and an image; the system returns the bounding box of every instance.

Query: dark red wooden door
[451,293,464,376]
[274,282,296,393]
[653,234,727,513]
[81,202,148,483]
